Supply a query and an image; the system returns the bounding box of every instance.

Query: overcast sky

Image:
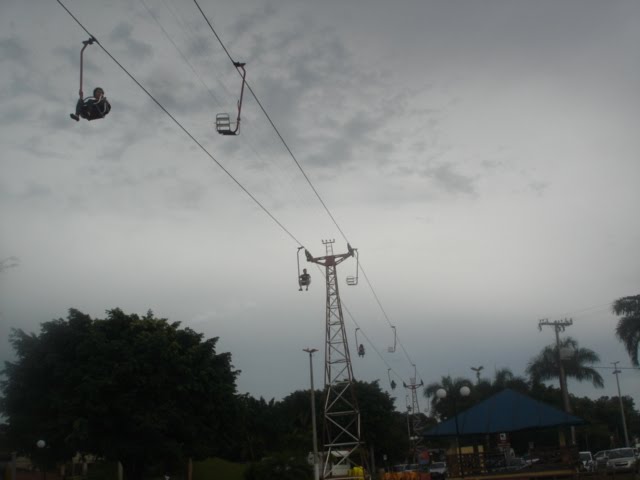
[1,0,640,412]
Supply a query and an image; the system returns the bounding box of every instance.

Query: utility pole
[403,365,425,464]
[612,361,630,447]
[304,348,320,480]
[305,240,366,480]
[538,318,574,444]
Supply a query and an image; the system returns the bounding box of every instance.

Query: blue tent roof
[423,388,586,437]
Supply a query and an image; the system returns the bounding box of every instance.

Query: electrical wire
[56,0,303,248]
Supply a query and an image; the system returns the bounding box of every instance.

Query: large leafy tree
[612,295,640,365]
[0,308,240,479]
[240,381,407,466]
[525,336,604,389]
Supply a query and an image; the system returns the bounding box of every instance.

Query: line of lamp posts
[436,385,471,478]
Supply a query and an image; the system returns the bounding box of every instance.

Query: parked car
[606,448,638,472]
[430,462,447,479]
[579,451,594,472]
[594,450,610,470]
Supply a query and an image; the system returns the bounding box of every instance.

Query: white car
[606,448,637,472]
[579,451,593,472]
[430,462,447,479]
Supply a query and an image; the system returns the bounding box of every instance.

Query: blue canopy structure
[423,388,586,437]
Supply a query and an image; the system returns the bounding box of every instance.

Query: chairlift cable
[56,0,303,248]
[59,0,421,390]
[138,0,224,107]
[143,0,321,218]
[192,0,350,242]
[192,0,424,383]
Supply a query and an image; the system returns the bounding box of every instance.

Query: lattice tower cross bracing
[305,240,368,480]
[404,377,425,463]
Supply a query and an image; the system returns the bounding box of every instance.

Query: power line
[56,0,302,248]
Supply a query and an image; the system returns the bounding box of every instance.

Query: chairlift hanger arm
[216,61,247,136]
[79,36,96,98]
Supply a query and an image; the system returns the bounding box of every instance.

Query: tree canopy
[525,336,603,389]
[0,308,240,479]
[613,294,640,366]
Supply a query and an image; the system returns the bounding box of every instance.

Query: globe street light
[436,386,471,478]
[36,439,46,480]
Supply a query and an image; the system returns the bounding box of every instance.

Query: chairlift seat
[346,276,357,286]
[216,113,236,135]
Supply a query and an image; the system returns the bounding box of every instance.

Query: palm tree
[423,375,474,419]
[526,336,604,389]
[612,294,640,366]
[491,367,530,394]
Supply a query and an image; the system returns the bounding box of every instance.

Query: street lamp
[436,386,471,478]
[36,439,46,480]
[303,348,320,480]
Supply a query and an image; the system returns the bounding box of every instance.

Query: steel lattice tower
[404,373,425,463]
[305,240,366,480]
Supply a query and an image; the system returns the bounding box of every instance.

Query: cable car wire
[59,0,419,390]
[192,0,423,383]
[56,0,303,248]
[141,0,327,222]
[192,0,349,242]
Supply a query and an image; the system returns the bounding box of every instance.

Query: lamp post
[304,348,320,480]
[436,386,471,478]
[612,361,630,447]
[36,439,46,480]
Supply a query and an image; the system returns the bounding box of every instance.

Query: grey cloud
[108,22,153,62]
[0,37,28,63]
[229,2,278,39]
[422,162,476,196]
[528,181,549,196]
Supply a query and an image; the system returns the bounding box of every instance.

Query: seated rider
[299,268,311,291]
[70,87,111,121]
[358,344,365,357]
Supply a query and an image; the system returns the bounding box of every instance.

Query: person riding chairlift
[358,344,365,357]
[299,268,311,291]
[70,87,111,121]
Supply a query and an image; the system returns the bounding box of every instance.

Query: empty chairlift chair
[216,62,247,136]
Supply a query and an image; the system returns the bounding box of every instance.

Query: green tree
[0,308,240,479]
[490,368,530,394]
[525,336,604,389]
[612,295,640,366]
[244,453,312,480]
